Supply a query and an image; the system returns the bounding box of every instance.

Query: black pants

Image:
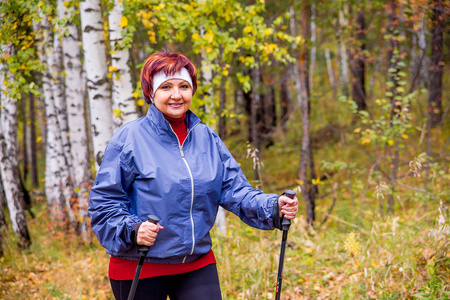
[110,263,222,300]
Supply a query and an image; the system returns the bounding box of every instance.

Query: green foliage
[128,0,301,124]
[0,0,44,100]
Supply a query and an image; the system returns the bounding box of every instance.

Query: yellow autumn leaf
[149,34,156,44]
[120,16,128,28]
[36,136,42,143]
[137,99,145,106]
[192,33,200,41]
[132,92,139,98]
[361,138,371,145]
[113,109,122,118]
[401,134,409,139]
[388,139,394,146]
[243,26,253,34]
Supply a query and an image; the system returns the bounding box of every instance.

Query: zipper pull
[180,146,185,158]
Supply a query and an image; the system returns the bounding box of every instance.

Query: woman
[89,50,298,300]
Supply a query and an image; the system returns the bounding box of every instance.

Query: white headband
[151,68,193,100]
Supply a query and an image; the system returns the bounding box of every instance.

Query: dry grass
[1,197,449,299]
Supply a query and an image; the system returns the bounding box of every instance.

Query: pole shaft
[275,190,296,300]
[276,231,289,300]
[127,256,145,300]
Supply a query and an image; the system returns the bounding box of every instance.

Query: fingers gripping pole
[275,190,296,300]
[137,215,160,255]
[127,215,160,300]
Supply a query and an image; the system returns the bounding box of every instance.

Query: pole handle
[281,190,296,231]
[138,215,160,255]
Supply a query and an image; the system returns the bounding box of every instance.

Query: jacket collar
[146,104,201,133]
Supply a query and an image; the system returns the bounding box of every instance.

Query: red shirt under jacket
[108,112,216,280]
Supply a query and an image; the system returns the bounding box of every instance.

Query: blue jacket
[89,104,279,264]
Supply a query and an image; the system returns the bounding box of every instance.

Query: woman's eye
[181,84,189,89]
[161,85,170,90]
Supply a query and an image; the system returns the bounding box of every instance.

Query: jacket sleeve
[88,140,141,253]
[215,135,279,230]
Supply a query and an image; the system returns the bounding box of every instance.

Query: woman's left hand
[278,195,299,219]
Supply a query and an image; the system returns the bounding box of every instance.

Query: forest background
[0,0,449,299]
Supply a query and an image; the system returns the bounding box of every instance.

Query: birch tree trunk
[0,44,31,249]
[279,72,291,131]
[109,0,138,130]
[33,13,74,225]
[49,32,78,225]
[29,92,38,187]
[51,32,73,168]
[0,200,5,256]
[57,0,92,239]
[251,60,261,182]
[80,0,114,169]
[410,18,429,90]
[325,48,337,99]
[309,3,316,91]
[291,3,317,226]
[21,95,28,181]
[338,8,349,97]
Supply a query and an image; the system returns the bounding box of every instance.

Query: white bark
[51,32,73,168]
[289,5,304,107]
[338,9,349,96]
[109,0,138,131]
[410,18,429,89]
[325,48,337,97]
[0,44,31,249]
[309,3,316,90]
[33,13,74,225]
[80,0,113,169]
[57,0,92,239]
[417,18,429,85]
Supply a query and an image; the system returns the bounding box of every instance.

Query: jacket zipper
[169,122,199,263]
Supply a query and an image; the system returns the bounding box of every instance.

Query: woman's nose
[171,88,182,99]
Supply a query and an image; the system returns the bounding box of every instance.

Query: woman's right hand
[136,221,164,246]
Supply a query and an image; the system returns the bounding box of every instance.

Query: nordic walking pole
[275,190,296,300]
[127,215,160,300]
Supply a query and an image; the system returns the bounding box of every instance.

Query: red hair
[141,50,197,103]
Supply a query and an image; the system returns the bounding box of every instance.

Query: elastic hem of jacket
[272,197,282,230]
[130,222,142,245]
[110,253,206,264]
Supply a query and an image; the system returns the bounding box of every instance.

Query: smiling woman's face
[153,79,192,118]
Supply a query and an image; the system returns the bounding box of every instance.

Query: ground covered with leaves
[1,195,449,299]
